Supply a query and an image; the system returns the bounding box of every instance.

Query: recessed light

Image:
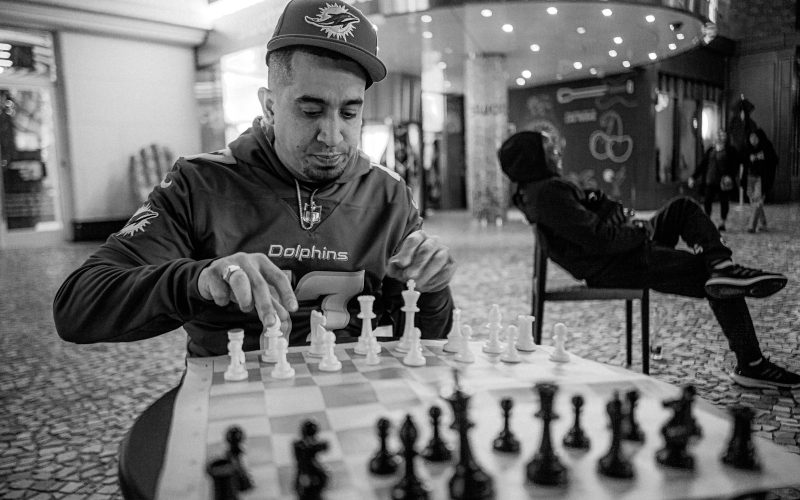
[613,36,623,44]
[577,27,586,34]
[589,68,597,75]
[521,69,532,78]
[530,43,541,52]
[481,9,492,17]
[602,8,612,16]
[547,6,558,15]
[676,33,685,40]
[502,24,513,33]
[421,14,432,23]
[573,61,583,69]
[649,52,657,60]
[516,77,526,86]
[622,60,631,68]
[668,43,677,50]
[645,14,655,23]
[422,31,433,39]
[608,49,617,57]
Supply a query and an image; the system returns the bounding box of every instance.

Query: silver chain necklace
[294,179,321,230]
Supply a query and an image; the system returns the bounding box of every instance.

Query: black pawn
[656,385,702,470]
[422,406,452,462]
[225,426,253,492]
[721,405,760,470]
[370,417,401,475]
[293,419,329,500]
[207,457,239,500]
[597,392,634,479]
[391,415,430,500]
[493,397,520,453]
[562,395,590,450]
[621,390,645,442]
[526,382,568,486]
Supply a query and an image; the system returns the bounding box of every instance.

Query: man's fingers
[226,267,254,312]
[405,248,454,292]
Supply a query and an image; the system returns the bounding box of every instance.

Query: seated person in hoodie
[498,130,798,389]
[53,0,455,357]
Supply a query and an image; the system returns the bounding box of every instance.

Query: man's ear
[258,87,275,125]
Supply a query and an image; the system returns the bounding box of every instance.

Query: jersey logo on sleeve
[116,203,159,237]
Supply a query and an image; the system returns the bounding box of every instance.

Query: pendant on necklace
[302,201,322,226]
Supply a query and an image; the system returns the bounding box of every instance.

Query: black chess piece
[422,405,453,462]
[493,397,520,453]
[526,382,568,486]
[721,405,761,470]
[656,385,702,469]
[562,394,590,450]
[206,457,239,500]
[391,415,430,500]
[621,390,645,442]
[293,419,329,500]
[446,369,495,500]
[370,417,401,475]
[225,426,254,492]
[597,392,635,479]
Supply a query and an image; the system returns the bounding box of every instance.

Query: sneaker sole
[730,371,800,389]
[705,276,787,300]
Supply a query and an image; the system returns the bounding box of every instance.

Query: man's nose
[317,117,344,147]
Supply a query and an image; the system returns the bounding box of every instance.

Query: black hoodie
[499,131,648,281]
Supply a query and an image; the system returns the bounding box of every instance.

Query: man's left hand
[387,230,455,292]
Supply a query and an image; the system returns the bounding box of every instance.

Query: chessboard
[155,340,800,500]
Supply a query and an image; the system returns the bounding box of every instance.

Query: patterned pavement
[0,202,798,499]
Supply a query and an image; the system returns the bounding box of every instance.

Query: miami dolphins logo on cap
[304,3,360,41]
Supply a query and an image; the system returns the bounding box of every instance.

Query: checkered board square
[156,341,800,500]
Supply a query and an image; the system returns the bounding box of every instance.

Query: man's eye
[300,107,322,116]
[341,110,358,120]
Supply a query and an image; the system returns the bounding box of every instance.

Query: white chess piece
[355,295,379,355]
[308,310,326,357]
[483,305,504,354]
[487,303,503,339]
[224,329,248,381]
[271,337,295,379]
[260,314,282,363]
[549,322,570,363]
[515,314,537,351]
[454,324,475,363]
[500,325,522,363]
[402,327,426,366]
[395,279,420,353]
[443,308,463,353]
[365,337,381,365]
[318,329,342,371]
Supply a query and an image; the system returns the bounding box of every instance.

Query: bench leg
[625,300,633,367]
[642,291,650,375]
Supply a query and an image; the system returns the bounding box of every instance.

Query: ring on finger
[222,264,243,283]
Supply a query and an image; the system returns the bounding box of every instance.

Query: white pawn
[487,303,503,338]
[483,305,504,354]
[500,325,522,363]
[395,279,420,353]
[515,315,537,351]
[308,310,326,357]
[402,327,426,366]
[365,336,381,365]
[355,295,379,355]
[454,324,475,363]
[224,329,248,381]
[443,308,463,353]
[271,337,295,379]
[318,329,342,371]
[260,314,282,363]
[549,323,570,363]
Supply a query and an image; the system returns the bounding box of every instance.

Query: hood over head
[498,130,558,183]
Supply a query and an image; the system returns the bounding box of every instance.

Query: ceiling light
[645,14,655,23]
[576,27,586,34]
[547,6,558,15]
[421,14,432,23]
[0,51,9,59]
[422,31,433,39]
[530,44,541,52]
[608,49,617,57]
[516,77,526,86]
[502,24,513,33]
[481,9,492,17]
[622,60,631,68]
[613,36,623,44]
[589,67,597,75]
[0,60,12,67]
[573,61,583,69]
[676,33,685,40]
[0,43,11,51]
[668,43,677,50]
[521,69,532,78]
[648,52,657,60]
[602,8,613,17]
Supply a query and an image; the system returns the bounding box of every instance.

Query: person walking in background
[743,129,777,233]
[690,130,740,231]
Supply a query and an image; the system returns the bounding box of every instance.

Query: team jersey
[54,118,453,356]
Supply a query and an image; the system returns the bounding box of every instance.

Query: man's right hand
[197,252,298,333]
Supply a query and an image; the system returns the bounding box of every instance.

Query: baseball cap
[267,0,387,86]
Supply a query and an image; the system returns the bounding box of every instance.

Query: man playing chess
[53,0,455,356]
[498,130,799,389]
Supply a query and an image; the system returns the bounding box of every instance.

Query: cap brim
[268,35,387,85]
